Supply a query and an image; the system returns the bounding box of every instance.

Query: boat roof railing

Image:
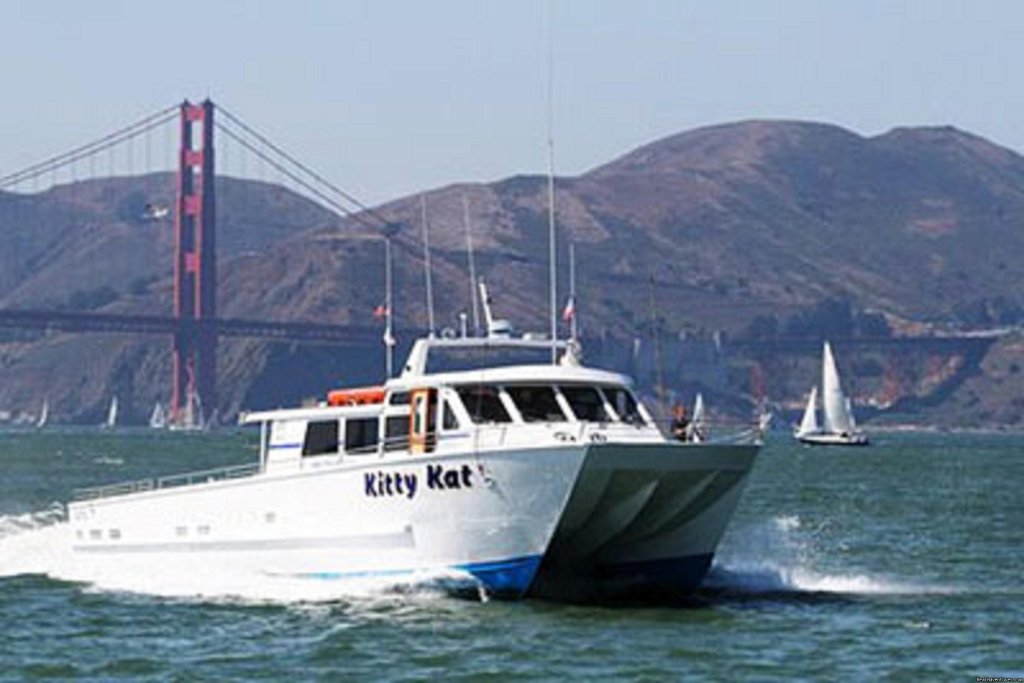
[401,335,571,378]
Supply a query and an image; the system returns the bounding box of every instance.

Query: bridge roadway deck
[0,308,1008,352]
[0,309,384,345]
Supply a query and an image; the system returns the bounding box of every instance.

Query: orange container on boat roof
[327,386,386,407]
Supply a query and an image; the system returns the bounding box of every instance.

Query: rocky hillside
[3,120,1024,425]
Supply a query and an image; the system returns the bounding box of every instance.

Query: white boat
[66,330,763,601]
[794,342,868,446]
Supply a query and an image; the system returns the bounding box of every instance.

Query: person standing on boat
[671,403,690,442]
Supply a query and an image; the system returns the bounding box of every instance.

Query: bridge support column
[172,99,216,426]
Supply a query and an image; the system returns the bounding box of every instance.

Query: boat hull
[529,442,759,601]
[69,446,588,598]
[795,432,869,446]
[69,441,760,601]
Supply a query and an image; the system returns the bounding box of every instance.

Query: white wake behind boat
[67,330,763,601]
[794,342,868,446]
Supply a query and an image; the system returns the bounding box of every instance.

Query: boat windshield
[456,385,512,424]
[603,386,646,425]
[505,385,567,423]
[559,386,611,422]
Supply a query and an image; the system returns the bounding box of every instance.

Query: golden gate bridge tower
[173,99,216,426]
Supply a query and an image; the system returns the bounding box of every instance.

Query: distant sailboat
[104,396,119,429]
[149,402,167,429]
[170,389,206,432]
[36,398,49,429]
[797,386,819,437]
[688,392,708,443]
[794,342,868,446]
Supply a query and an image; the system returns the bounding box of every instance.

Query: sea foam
[707,514,953,596]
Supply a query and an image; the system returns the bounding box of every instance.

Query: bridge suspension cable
[213,103,393,232]
[0,104,178,190]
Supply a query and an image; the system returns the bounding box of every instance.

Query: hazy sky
[2,1,1022,206]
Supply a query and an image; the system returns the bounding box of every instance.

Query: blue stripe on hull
[290,554,542,598]
[457,554,543,598]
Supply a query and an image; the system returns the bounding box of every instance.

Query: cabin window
[385,415,410,451]
[456,385,511,424]
[345,417,379,454]
[388,391,410,405]
[442,399,460,430]
[560,386,611,422]
[302,420,339,456]
[506,385,567,423]
[604,387,645,425]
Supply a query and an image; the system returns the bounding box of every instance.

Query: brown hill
[3,120,1024,425]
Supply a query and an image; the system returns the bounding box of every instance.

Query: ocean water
[0,428,1020,680]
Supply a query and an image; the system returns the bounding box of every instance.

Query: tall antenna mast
[420,194,436,337]
[546,0,558,363]
[569,241,578,342]
[647,271,668,423]
[462,194,481,336]
[383,236,395,377]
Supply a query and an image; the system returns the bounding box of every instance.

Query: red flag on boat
[373,304,388,320]
[562,295,575,322]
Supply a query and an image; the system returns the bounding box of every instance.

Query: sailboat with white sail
[169,389,205,432]
[687,392,708,443]
[103,396,119,430]
[149,402,167,430]
[36,398,49,429]
[794,342,868,446]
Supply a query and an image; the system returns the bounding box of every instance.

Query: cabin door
[410,388,437,454]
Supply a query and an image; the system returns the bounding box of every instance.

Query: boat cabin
[239,336,660,473]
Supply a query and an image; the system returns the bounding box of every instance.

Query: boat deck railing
[72,462,260,502]
[657,415,772,446]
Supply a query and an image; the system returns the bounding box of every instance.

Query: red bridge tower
[172,99,216,425]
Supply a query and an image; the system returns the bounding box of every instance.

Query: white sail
[171,390,206,432]
[689,392,707,442]
[36,399,49,429]
[821,342,854,435]
[796,385,819,436]
[692,393,706,425]
[184,391,200,430]
[105,397,119,429]
[149,402,167,429]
